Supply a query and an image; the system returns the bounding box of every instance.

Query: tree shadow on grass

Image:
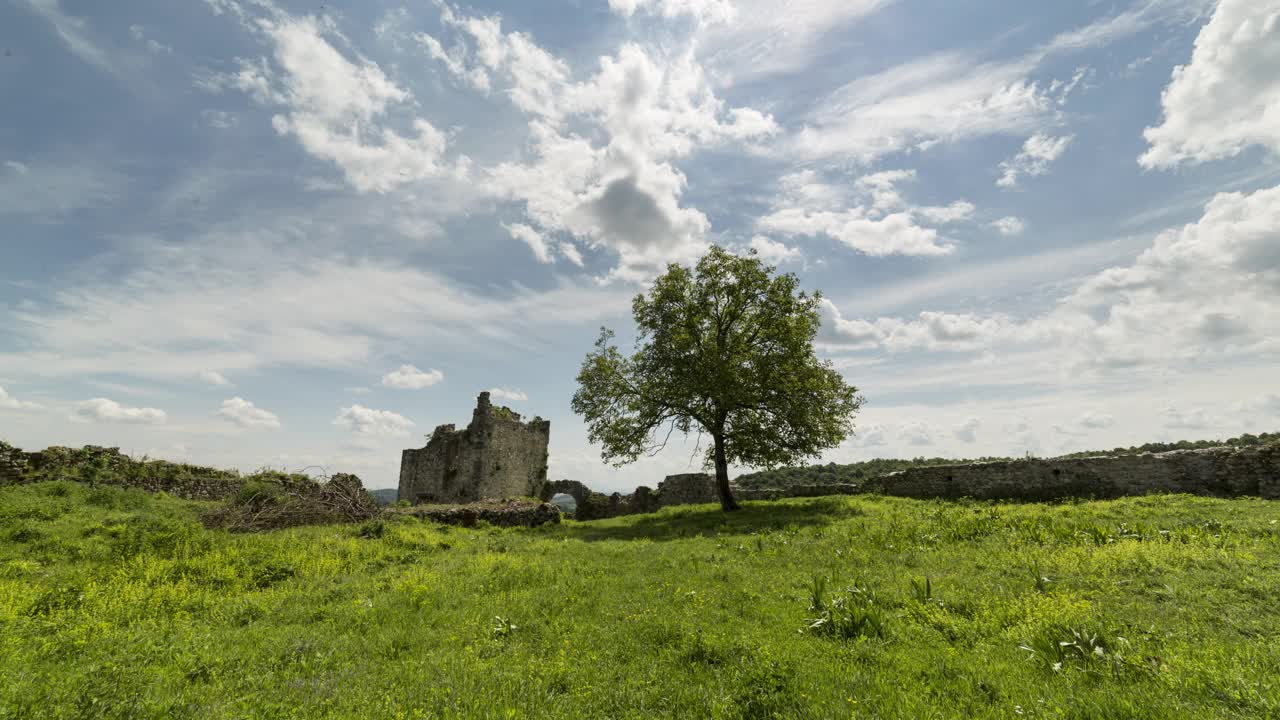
[558,496,863,542]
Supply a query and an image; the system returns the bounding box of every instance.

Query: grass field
[2,480,1278,719]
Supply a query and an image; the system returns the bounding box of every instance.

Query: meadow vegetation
[2,480,1278,718]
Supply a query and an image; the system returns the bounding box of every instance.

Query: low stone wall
[400,500,561,528]
[872,446,1279,501]
[543,473,863,519]
[0,442,28,485]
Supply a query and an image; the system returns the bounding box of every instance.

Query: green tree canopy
[572,245,864,511]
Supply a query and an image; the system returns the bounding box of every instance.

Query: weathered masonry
[398,392,550,504]
[874,445,1279,500]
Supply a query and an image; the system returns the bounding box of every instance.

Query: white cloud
[898,421,935,446]
[488,387,528,403]
[0,386,41,411]
[216,397,281,429]
[954,417,980,443]
[199,370,232,387]
[419,4,776,282]
[821,303,1019,352]
[822,182,1280,372]
[74,398,166,425]
[847,423,887,447]
[4,160,28,175]
[210,10,463,193]
[0,235,631,381]
[789,0,1201,164]
[917,201,976,224]
[991,216,1026,236]
[1077,412,1114,429]
[698,0,898,82]
[333,404,415,437]
[758,170,967,257]
[747,236,801,265]
[1141,0,1280,168]
[793,52,1058,163]
[998,133,1073,187]
[381,365,445,390]
[504,222,553,264]
[609,0,737,24]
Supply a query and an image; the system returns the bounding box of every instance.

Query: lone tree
[572,245,864,511]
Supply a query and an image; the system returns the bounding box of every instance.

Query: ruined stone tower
[397,391,550,504]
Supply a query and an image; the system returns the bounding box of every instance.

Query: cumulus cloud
[991,216,1026,236]
[822,182,1280,371]
[820,299,1019,351]
[74,398,166,424]
[848,423,887,447]
[758,170,970,257]
[382,365,444,390]
[417,4,776,282]
[488,387,528,402]
[954,417,981,443]
[333,404,415,437]
[997,134,1073,187]
[747,236,801,265]
[206,9,462,193]
[0,386,41,411]
[898,421,935,446]
[216,397,281,429]
[1141,0,1280,168]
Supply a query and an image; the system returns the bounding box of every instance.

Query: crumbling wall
[0,441,28,485]
[399,392,550,504]
[873,446,1279,501]
[656,473,719,506]
[4,443,247,500]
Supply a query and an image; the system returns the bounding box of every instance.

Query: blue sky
[2,0,1278,492]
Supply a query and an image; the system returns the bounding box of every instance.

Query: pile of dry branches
[204,472,381,532]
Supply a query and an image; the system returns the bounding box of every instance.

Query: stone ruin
[872,445,1279,500]
[398,392,550,504]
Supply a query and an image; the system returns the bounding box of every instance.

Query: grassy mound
[1,481,1278,718]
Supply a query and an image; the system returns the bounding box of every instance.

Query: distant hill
[734,431,1280,489]
[369,488,399,505]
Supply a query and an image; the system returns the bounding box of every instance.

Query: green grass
[2,481,1278,719]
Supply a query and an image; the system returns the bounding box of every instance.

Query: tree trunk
[713,433,740,512]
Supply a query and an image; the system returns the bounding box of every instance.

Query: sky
[2,0,1278,493]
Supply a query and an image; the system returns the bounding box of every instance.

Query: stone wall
[872,446,1279,501]
[0,441,28,485]
[398,392,550,504]
[542,472,821,520]
[0,442,275,501]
